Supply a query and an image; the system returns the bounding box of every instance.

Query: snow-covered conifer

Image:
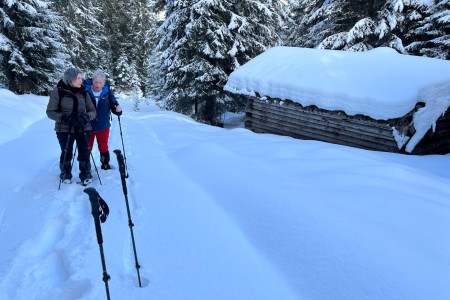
[405,0,450,59]
[288,0,344,48]
[0,0,68,94]
[51,0,106,74]
[114,53,142,97]
[145,0,165,98]
[289,0,448,57]
[155,0,287,123]
[129,0,158,95]
[291,0,411,52]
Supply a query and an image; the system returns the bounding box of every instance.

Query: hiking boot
[59,161,72,182]
[79,160,92,182]
[100,151,111,170]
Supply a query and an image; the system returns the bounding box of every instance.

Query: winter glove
[112,104,122,117]
[76,113,90,127]
[61,114,78,127]
[60,114,69,124]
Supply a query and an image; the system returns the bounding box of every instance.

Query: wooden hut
[224,47,450,155]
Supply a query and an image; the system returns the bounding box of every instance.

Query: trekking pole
[113,149,141,287]
[90,151,102,185]
[83,187,111,300]
[72,146,77,168]
[117,116,129,178]
[81,130,102,185]
[58,126,73,190]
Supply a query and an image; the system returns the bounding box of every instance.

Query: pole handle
[84,187,100,214]
[84,187,104,244]
[117,116,129,178]
[113,149,127,178]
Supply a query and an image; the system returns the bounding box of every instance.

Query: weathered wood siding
[412,110,450,155]
[245,97,450,155]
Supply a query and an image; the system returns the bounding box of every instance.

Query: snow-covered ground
[0,89,450,299]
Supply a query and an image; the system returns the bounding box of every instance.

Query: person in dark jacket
[83,70,122,170]
[46,67,96,184]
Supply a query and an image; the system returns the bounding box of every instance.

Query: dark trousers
[57,130,91,163]
[57,130,92,180]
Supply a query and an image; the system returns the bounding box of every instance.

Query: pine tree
[401,0,433,56]
[114,53,142,97]
[74,0,106,73]
[145,0,165,98]
[155,0,287,123]
[288,0,348,48]
[312,0,400,52]
[51,0,106,73]
[288,0,449,57]
[405,0,450,59]
[129,0,155,95]
[101,0,137,94]
[369,0,425,53]
[0,0,68,94]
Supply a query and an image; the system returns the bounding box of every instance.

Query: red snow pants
[89,128,110,153]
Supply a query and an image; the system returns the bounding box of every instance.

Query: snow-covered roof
[224,46,450,120]
[224,46,450,152]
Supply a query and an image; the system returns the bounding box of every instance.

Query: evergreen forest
[1,0,449,123]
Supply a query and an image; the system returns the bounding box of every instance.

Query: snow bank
[0,89,49,145]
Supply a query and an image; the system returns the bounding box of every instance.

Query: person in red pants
[84,70,122,170]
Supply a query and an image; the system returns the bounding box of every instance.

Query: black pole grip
[114,149,128,195]
[84,187,103,245]
[117,116,129,178]
[113,149,126,178]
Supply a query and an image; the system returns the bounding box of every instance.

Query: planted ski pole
[84,187,111,300]
[117,116,129,177]
[58,124,73,190]
[72,146,77,168]
[114,149,141,287]
[91,151,102,184]
[81,131,102,185]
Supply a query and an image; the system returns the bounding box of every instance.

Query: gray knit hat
[63,67,82,85]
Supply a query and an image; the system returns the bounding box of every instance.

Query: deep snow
[224,46,450,152]
[0,89,450,300]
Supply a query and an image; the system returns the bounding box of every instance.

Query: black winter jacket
[46,80,96,133]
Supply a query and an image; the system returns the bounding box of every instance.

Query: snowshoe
[62,178,72,184]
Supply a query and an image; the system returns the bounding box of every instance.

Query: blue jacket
[83,79,122,132]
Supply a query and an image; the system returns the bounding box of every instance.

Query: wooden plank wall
[245,97,450,155]
[412,109,450,154]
